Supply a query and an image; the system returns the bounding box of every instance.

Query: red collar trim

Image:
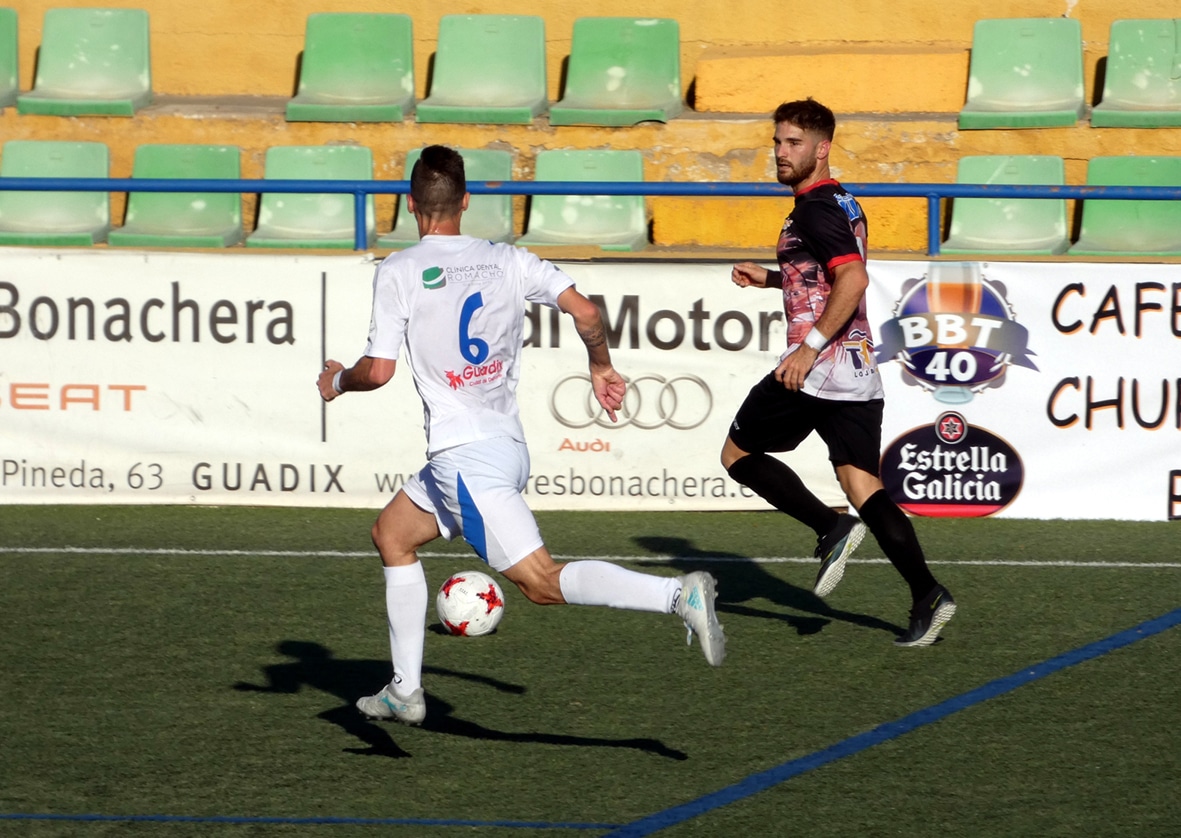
[794,178,839,196]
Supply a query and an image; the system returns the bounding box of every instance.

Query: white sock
[384,563,427,695]
[558,560,680,613]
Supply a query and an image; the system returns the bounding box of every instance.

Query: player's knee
[370,517,399,555]
[720,436,749,472]
[721,447,740,472]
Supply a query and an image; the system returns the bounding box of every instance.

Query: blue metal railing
[2,177,1179,254]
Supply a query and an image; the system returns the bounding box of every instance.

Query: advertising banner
[1,248,1177,519]
[869,260,1181,522]
[0,250,832,511]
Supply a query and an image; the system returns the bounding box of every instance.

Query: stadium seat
[378,148,514,249]
[0,140,110,246]
[415,15,547,124]
[0,8,16,109]
[246,145,375,249]
[285,13,414,123]
[1091,19,1181,128]
[958,18,1084,129]
[108,145,244,248]
[941,155,1070,255]
[1069,156,1181,256]
[516,150,648,251]
[17,8,151,116]
[549,17,683,127]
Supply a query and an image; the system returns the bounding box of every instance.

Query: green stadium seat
[549,17,683,127]
[0,8,17,109]
[285,13,414,123]
[941,155,1069,255]
[108,145,244,248]
[415,15,546,124]
[516,150,647,251]
[1091,19,1181,128]
[0,140,110,246]
[1069,156,1181,256]
[958,18,1084,129]
[246,145,375,249]
[378,148,513,249]
[17,8,151,116]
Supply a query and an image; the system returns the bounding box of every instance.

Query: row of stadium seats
[2,140,1178,256]
[943,155,1181,256]
[0,8,682,126]
[961,17,1181,128]
[0,141,648,251]
[4,9,1181,128]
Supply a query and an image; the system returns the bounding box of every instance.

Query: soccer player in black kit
[723,99,956,646]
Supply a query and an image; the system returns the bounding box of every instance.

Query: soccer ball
[436,570,505,637]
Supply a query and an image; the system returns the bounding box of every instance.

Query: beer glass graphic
[927,262,983,338]
[925,262,984,404]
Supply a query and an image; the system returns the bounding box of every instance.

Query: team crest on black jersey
[834,192,862,222]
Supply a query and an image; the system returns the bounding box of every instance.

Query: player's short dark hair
[773,99,835,140]
[410,145,466,216]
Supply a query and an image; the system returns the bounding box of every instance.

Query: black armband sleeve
[765,269,783,289]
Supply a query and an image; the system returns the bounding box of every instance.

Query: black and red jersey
[775,179,883,401]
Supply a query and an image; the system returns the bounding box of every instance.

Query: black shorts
[728,372,884,476]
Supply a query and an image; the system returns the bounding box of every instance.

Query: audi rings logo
[549,374,713,430]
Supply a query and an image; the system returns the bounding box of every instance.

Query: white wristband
[332,369,344,394]
[804,328,828,352]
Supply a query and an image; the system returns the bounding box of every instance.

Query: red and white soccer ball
[436,570,505,637]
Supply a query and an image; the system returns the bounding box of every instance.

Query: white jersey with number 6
[365,234,575,455]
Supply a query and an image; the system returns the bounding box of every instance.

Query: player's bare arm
[558,286,625,422]
[731,261,773,288]
[317,355,397,402]
[775,259,870,391]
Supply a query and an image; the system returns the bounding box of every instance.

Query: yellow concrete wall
[4,0,1180,253]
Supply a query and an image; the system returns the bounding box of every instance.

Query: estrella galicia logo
[881,410,1023,517]
[422,266,445,290]
[875,262,1037,404]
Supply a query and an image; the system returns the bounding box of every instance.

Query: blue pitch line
[605,606,1181,838]
[5,610,1178,835]
[0,813,619,829]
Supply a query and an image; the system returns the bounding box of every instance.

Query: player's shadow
[234,640,686,761]
[633,535,903,637]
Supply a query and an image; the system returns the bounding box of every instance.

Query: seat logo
[549,373,712,430]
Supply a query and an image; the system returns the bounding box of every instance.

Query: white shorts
[401,436,544,572]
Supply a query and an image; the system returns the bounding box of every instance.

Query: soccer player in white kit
[317,146,725,726]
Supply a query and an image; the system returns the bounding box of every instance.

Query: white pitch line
[0,546,1179,569]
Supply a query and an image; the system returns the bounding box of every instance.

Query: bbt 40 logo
[881,411,1023,517]
[875,262,1037,404]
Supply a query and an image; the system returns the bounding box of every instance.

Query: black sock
[726,453,839,535]
[857,489,937,601]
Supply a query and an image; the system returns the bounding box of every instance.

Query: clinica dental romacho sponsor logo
[423,264,506,290]
[875,262,1037,404]
[881,411,1023,517]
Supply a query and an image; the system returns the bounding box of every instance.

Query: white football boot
[676,571,726,667]
[355,683,426,726]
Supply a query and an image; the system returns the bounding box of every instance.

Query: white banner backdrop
[1,248,1177,520]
